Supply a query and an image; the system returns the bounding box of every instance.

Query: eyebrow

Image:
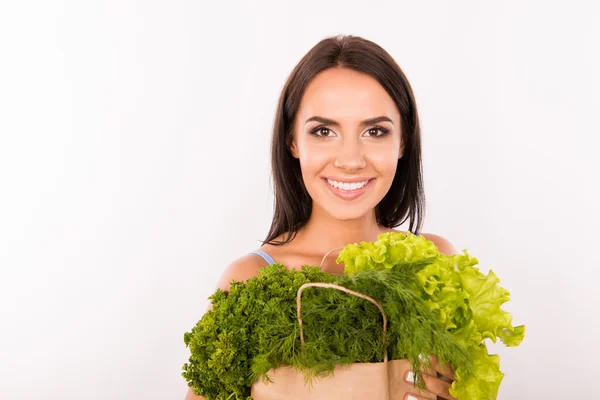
[304,116,394,127]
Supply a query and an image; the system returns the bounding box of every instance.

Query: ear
[398,139,405,159]
[289,137,299,159]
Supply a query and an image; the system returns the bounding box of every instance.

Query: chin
[323,205,376,221]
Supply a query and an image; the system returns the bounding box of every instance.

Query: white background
[1,1,598,399]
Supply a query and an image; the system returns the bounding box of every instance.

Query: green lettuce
[183,262,474,399]
[337,232,526,399]
[183,231,524,399]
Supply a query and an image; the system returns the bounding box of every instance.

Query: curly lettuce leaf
[337,231,440,274]
[338,231,525,399]
[417,249,525,398]
[500,324,526,347]
[417,250,526,347]
[451,343,504,400]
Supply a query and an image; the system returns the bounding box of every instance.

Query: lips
[323,177,375,184]
[322,177,375,201]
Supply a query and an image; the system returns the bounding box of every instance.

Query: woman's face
[289,67,404,221]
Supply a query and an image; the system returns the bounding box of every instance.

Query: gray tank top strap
[250,232,417,266]
[249,250,276,265]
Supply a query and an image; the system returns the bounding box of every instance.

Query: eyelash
[309,126,390,139]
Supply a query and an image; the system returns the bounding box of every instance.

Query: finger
[403,394,431,400]
[436,371,453,384]
[429,355,456,380]
[405,370,456,400]
[419,360,453,384]
[402,370,437,400]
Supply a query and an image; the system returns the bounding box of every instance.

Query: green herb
[182,264,336,399]
[252,267,473,388]
[183,232,524,400]
[337,232,526,399]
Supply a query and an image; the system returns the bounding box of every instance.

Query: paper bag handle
[296,282,389,363]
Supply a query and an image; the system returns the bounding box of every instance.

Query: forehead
[297,67,399,124]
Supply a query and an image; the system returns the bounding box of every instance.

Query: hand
[403,355,456,400]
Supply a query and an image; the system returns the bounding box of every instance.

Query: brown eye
[310,126,333,138]
[366,127,390,138]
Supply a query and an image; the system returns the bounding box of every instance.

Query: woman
[186,34,459,400]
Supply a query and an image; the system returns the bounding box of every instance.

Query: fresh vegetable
[337,232,526,399]
[182,264,335,400]
[253,267,474,385]
[182,232,525,400]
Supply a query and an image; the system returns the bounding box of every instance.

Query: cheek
[365,151,399,173]
[299,150,329,172]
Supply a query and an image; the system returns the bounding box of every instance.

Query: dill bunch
[182,231,525,400]
[183,264,472,399]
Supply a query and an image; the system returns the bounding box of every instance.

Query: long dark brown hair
[260,34,425,246]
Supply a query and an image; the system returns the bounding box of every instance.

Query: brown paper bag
[251,281,437,400]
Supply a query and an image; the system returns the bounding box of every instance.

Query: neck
[295,205,389,259]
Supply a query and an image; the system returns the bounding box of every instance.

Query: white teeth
[326,179,370,191]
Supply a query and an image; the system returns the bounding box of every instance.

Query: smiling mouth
[323,177,375,188]
[322,177,376,200]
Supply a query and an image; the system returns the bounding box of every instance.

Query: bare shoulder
[388,228,458,257]
[420,232,459,256]
[185,386,205,400]
[203,253,271,314]
[215,253,271,292]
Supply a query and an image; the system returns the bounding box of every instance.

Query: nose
[333,139,367,172]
